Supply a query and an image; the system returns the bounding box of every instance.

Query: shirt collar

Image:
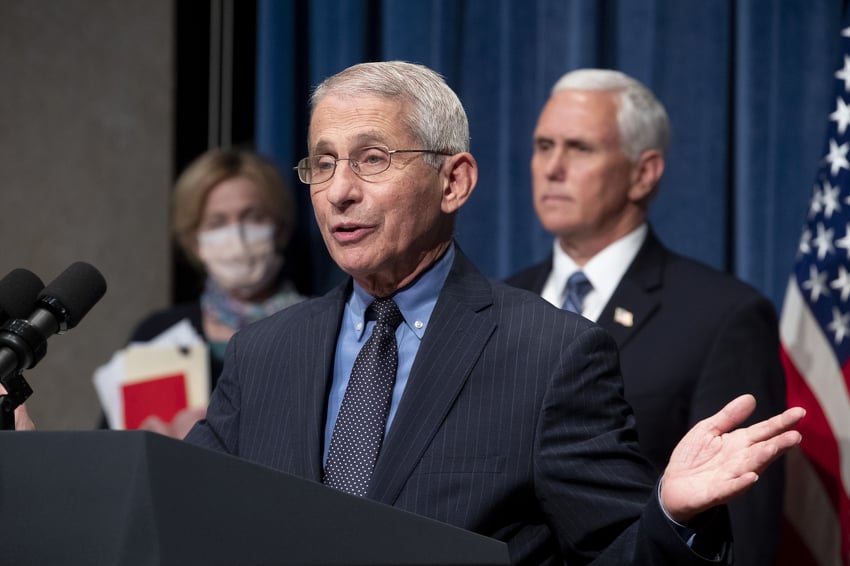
[548,224,647,321]
[579,223,647,301]
[348,244,455,339]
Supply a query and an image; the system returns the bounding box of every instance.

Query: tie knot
[566,271,592,296]
[562,271,593,314]
[369,297,403,329]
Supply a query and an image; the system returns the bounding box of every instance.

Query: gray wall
[0,0,174,429]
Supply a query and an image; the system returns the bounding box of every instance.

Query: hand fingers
[0,384,36,430]
[724,428,802,485]
[701,394,757,434]
[744,406,806,444]
[171,407,206,439]
[761,429,803,463]
[15,403,35,430]
[139,415,170,435]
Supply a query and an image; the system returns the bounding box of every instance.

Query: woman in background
[122,148,306,437]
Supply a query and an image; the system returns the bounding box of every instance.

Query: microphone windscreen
[0,268,45,321]
[39,262,107,329]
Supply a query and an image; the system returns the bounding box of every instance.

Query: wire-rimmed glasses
[294,145,453,185]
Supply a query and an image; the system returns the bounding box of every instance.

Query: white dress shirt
[540,224,648,322]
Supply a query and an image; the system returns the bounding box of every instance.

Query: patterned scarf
[201,276,306,359]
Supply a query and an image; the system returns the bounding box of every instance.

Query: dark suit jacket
[187,248,731,566]
[506,229,785,566]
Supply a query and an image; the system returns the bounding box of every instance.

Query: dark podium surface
[0,431,510,566]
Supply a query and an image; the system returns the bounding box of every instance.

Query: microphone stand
[0,371,32,430]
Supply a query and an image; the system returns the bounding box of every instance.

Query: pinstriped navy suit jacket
[187,248,730,565]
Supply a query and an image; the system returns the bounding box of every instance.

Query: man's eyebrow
[312,140,333,155]
[533,134,593,147]
[311,131,390,155]
[352,131,389,147]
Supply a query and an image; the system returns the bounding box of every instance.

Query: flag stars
[802,264,830,302]
[836,223,850,256]
[813,222,836,260]
[831,96,850,135]
[831,265,850,302]
[799,228,812,255]
[827,306,850,344]
[809,184,823,219]
[836,54,850,92]
[826,138,850,177]
[821,180,842,219]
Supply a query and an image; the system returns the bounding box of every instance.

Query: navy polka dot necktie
[324,297,404,497]
[562,271,593,314]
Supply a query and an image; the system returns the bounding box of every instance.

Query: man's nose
[543,148,566,179]
[324,159,361,206]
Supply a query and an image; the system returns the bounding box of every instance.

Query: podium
[0,431,510,566]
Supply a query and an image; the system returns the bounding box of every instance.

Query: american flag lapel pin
[614,307,634,328]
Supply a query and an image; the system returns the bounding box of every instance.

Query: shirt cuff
[657,480,729,561]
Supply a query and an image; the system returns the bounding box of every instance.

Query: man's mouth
[332,222,374,242]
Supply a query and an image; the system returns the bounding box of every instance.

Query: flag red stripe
[781,346,844,515]
[780,279,850,566]
[781,337,850,564]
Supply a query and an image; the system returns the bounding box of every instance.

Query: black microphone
[0,262,107,383]
[0,268,45,325]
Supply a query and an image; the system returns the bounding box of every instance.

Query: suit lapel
[293,283,349,481]
[597,230,666,349]
[368,248,495,505]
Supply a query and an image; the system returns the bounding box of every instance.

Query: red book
[121,373,188,430]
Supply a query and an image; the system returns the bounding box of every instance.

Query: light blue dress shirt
[322,245,455,464]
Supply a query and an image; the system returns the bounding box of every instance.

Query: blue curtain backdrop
[256,0,843,309]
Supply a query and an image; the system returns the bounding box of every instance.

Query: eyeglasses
[294,145,453,185]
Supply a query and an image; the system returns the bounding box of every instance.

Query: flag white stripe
[784,445,844,566]
[780,277,850,495]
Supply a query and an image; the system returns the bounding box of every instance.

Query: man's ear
[440,152,478,214]
[628,149,665,203]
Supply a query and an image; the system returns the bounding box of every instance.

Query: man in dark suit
[506,68,787,566]
[183,61,803,565]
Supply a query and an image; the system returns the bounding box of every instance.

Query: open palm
[659,394,805,523]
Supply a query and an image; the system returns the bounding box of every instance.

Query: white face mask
[197,223,283,299]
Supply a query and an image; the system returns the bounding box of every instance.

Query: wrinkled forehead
[535,89,621,140]
[308,93,414,153]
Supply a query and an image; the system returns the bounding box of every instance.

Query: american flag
[777,18,850,566]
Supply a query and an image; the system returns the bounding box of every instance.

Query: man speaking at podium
[180,61,803,565]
